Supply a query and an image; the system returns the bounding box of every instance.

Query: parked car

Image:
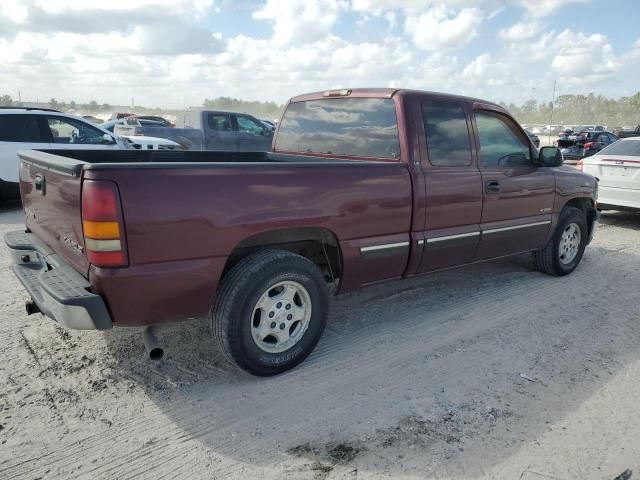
[558,130,618,164]
[615,124,640,139]
[0,109,180,202]
[4,88,599,376]
[109,112,134,120]
[578,136,640,211]
[524,129,540,148]
[136,115,175,127]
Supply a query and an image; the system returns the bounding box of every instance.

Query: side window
[237,115,265,135]
[475,111,531,168]
[47,117,108,144]
[422,100,472,166]
[207,113,231,131]
[0,115,44,142]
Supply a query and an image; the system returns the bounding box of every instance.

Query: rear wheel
[210,250,328,376]
[535,206,588,276]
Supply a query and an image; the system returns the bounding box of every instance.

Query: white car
[578,136,640,211]
[0,108,179,201]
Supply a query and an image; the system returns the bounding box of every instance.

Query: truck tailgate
[18,150,90,277]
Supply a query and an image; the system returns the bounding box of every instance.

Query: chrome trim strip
[360,241,410,253]
[426,231,480,244]
[482,220,551,235]
[417,240,424,246]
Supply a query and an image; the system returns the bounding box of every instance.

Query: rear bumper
[4,230,112,330]
[597,187,640,211]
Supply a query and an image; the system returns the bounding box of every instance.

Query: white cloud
[551,30,620,82]
[405,6,483,51]
[499,20,541,41]
[253,0,347,46]
[0,0,636,110]
[516,0,587,17]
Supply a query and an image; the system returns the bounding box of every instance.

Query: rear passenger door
[204,112,235,151]
[418,99,483,273]
[0,114,51,183]
[472,109,555,260]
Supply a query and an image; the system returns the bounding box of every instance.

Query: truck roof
[289,88,505,111]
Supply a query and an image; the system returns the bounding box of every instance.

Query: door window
[475,111,532,167]
[207,113,231,131]
[0,115,45,142]
[46,116,110,144]
[422,100,472,166]
[237,115,266,136]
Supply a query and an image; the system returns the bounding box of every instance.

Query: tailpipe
[25,299,41,316]
[142,326,164,360]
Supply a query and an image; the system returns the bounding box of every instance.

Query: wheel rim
[558,222,581,265]
[250,281,312,354]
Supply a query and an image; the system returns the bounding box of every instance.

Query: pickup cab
[5,88,599,376]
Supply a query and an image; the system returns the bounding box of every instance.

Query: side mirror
[102,133,116,145]
[538,146,563,167]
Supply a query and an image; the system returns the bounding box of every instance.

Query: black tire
[535,206,588,276]
[210,249,328,376]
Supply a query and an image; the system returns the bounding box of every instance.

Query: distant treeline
[501,92,640,128]
[0,94,284,119]
[3,91,638,127]
[202,97,283,120]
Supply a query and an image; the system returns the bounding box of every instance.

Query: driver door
[42,116,119,151]
[235,114,273,152]
[472,109,555,260]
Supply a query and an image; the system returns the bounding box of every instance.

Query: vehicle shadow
[97,246,640,478]
[600,210,640,230]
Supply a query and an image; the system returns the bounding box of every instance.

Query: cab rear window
[275,98,400,159]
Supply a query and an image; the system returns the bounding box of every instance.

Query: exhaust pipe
[25,299,40,316]
[142,326,164,361]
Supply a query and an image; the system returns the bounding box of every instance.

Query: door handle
[485,180,500,193]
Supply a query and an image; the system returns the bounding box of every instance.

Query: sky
[1,0,639,109]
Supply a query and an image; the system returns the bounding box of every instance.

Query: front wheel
[210,250,328,376]
[535,206,588,276]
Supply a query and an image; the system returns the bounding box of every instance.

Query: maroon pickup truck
[5,88,599,376]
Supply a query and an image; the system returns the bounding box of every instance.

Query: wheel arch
[221,227,343,289]
[559,196,597,240]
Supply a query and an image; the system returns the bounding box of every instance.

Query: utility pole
[548,79,557,146]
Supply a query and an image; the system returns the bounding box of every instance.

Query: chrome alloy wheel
[558,222,581,265]
[250,281,312,354]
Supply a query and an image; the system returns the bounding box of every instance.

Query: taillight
[81,180,128,267]
[584,142,593,149]
[575,160,583,172]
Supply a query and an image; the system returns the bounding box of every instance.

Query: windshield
[275,97,400,159]
[598,139,640,156]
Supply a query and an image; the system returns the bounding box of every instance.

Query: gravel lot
[1,203,639,480]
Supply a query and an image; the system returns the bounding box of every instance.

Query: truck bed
[17,148,412,326]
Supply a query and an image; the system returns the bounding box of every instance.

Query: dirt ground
[1,202,639,480]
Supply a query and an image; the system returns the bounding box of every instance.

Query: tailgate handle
[34,175,46,195]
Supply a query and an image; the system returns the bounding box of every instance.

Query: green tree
[0,94,14,106]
